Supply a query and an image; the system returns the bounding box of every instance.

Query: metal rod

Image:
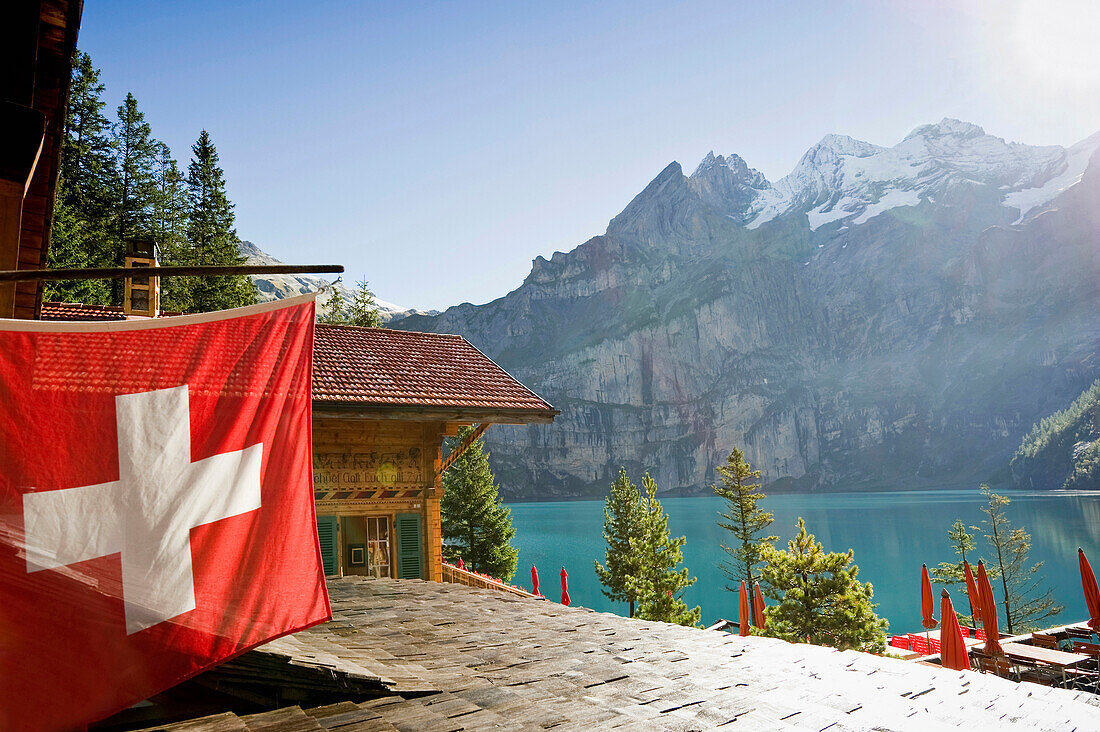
[0,264,344,282]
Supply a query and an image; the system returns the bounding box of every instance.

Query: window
[366,516,391,578]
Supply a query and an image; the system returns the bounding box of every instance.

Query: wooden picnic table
[1000,642,1092,668]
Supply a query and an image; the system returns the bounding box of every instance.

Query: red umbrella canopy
[752,582,767,630]
[976,560,1002,656]
[939,589,972,672]
[457,557,465,570]
[963,560,982,625]
[921,564,938,630]
[531,565,540,596]
[560,567,570,607]
[1079,548,1100,631]
[739,580,751,637]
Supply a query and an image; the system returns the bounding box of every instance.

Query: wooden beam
[0,263,344,282]
[313,405,558,425]
[437,423,488,477]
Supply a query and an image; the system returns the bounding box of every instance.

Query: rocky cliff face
[394,120,1100,500]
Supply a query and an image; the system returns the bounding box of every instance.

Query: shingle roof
[313,323,556,419]
[160,577,1100,731]
[37,305,557,421]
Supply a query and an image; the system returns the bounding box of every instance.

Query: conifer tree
[318,286,348,325]
[179,130,256,312]
[317,281,381,327]
[624,475,701,627]
[595,468,644,616]
[441,427,519,581]
[930,520,978,587]
[714,448,776,605]
[152,142,191,311]
[979,485,1063,633]
[760,518,887,652]
[46,51,115,304]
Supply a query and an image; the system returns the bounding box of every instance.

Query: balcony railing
[440,562,544,599]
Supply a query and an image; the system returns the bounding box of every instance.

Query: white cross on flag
[0,296,330,731]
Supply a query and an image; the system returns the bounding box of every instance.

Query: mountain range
[240,241,438,322]
[391,118,1100,500]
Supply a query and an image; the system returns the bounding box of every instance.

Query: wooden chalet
[38,303,559,583]
[310,323,557,582]
[0,0,83,319]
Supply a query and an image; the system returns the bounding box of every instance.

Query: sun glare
[1012,0,1100,88]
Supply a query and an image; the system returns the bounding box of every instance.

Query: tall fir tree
[714,448,776,610]
[179,130,256,312]
[595,468,645,616]
[110,93,161,302]
[151,142,191,311]
[46,51,115,304]
[440,427,519,581]
[760,518,887,653]
[623,475,701,627]
[979,485,1063,633]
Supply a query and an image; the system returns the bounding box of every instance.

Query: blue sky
[81,0,1100,310]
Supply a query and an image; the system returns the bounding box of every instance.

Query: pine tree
[760,518,887,652]
[345,280,382,327]
[109,93,162,302]
[440,427,519,581]
[151,142,191,311]
[623,475,701,627]
[595,468,645,616]
[46,51,115,304]
[179,130,256,312]
[930,520,977,587]
[318,286,348,325]
[317,281,381,327]
[714,448,776,608]
[979,485,1063,633]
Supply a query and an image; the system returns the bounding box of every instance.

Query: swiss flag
[0,296,331,731]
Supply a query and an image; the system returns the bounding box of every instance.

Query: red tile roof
[40,302,128,321]
[313,324,556,421]
[37,304,557,422]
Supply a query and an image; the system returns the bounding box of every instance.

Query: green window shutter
[316,515,338,576]
[395,513,422,579]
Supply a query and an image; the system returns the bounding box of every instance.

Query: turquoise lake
[506,490,1100,634]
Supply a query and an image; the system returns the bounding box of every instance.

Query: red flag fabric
[1079,548,1100,631]
[560,566,570,606]
[738,580,751,637]
[0,297,330,731]
[939,590,971,672]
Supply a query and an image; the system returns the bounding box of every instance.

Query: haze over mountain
[394,119,1100,500]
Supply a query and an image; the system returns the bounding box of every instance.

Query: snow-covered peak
[904,117,986,142]
[739,119,1091,230]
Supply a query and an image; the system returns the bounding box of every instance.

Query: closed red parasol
[939,589,972,671]
[753,582,767,630]
[963,560,982,626]
[921,564,938,630]
[457,557,465,570]
[560,567,570,606]
[1079,548,1100,631]
[739,580,751,637]
[976,560,1002,656]
[531,565,541,596]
